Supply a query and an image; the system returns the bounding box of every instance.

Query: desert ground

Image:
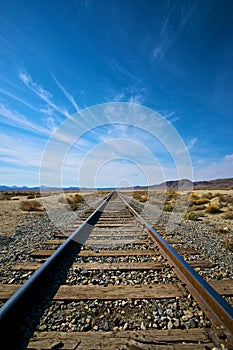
[0,189,233,237]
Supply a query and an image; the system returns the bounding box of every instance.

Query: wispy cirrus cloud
[51,73,79,112]
[187,137,197,150]
[0,87,41,113]
[111,86,146,105]
[0,131,43,168]
[159,110,180,124]
[175,137,197,155]
[194,153,233,181]
[152,2,199,61]
[225,154,233,161]
[0,103,49,135]
[19,70,70,118]
[110,59,135,80]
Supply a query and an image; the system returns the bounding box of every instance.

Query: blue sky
[0,0,232,187]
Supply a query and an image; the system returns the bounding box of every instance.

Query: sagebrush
[20,200,43,211]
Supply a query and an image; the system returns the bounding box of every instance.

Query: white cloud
[225,154,233,161]
[128,95,144,105]
[0,165,39,186]
[0,131,44,168]
[152,2,198,62]
[19,70,70,118]
[51,73,79,112]
[40,107,54,115]
[0,87,41,113]
[159,110,180,124]
[176,137,197,154]
[112,92,126,102]
[153,46,164,60]
[188,137,197,150]
[46,116,57,131]
[194,154,233,181]
[111,86,146,105]
[111,59,135,80]
[0,103,49,135]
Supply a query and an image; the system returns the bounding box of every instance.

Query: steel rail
[0,192,113,348]
[119,194,233,349]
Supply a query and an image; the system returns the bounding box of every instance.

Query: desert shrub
[58,193,84,205]
[190,192,200,200]
[34,192,41,198]
[20,200,43,211]
[73,193,84,203]
[139,195,147,203]
[69,203,79,211]
[222,211,233,220]
[218,194,233,205]
[27,194,35,199]
[133,190,148,201]
[165,190,178,200]
[184,211,202,221]
[190,198,210,205]
[205,204,222,214]
[202,192,214,199]
[58,193,84,210]
[163,202,175,212]
[189,204,206,211]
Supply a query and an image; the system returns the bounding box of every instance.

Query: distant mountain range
[0,185,80,192]
[148,177,233,190]
[0,177,233,192]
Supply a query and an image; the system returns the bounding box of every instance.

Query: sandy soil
[0,191,104,237]
[0,189,232,238]
[182,189,233,231]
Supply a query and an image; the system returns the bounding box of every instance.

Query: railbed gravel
[128,198,233,281]
[31,296,211,333]
[66,267,179,285]
[0,202,95,284]
[0,213,59,284]
[1,194,233,337]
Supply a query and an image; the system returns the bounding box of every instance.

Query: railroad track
[0,191,233,349]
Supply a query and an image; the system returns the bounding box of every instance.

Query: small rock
[166,309,173,318]
[140,321,146,330]
[103,322,109,331]
[167,320,173,329]
[38,324,47,331]
[188,318,196,328]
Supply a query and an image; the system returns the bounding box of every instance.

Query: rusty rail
[0,192,113,348]
[119,194,233,348]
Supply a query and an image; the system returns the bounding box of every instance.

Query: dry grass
[133,190,148,202]
[163,202,175,212]
[165,190,178,200]
[189,204,206,211]
[184,211,203,221]
[20,200,43,211]
[58,193,84,211]
[27,194,35,199]
[190,198,210,205]
[205,204,222,214]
